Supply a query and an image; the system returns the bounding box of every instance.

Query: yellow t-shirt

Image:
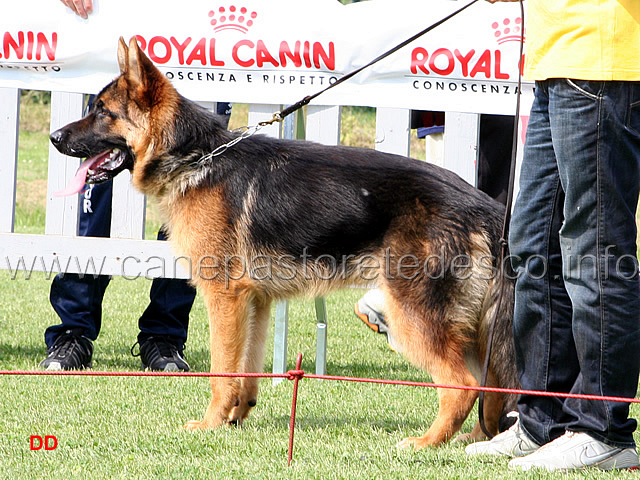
[524,0,640,81]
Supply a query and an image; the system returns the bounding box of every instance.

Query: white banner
[1,0,532,115]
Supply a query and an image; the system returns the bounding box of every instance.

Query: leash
[260,0,480,126]
[203,0,479,159]
[477,0,525,440]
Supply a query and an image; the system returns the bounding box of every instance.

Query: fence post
[247,104,291,385]
[0,88,19,233]
[375,107,411,156]
[443,112,480,187]
[45,91,85,236]
[110,171,146,240]
[314,298,328,377]
[305,105,341,377]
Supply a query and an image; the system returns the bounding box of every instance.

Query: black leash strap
[260,0,479,126]
[477,0,525,440]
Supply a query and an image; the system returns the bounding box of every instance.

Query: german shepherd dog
[50,37,518,448]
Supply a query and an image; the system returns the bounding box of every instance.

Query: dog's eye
[97,106,115,119]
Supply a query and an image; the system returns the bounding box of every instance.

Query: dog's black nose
[49,129,66,147]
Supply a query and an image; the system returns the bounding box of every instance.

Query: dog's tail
[479,264,519,432]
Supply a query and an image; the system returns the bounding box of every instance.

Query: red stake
[287,353,305,466]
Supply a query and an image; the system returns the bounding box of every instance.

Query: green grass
[5,277,637,480]
[15,130,48,235]
[2,94,639,479]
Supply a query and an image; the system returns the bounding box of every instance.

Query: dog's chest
[162,186,234,259]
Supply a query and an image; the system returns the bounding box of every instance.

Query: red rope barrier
[302,373,640,405]
[288,353,304,466]
[2,368,637,405]
[0,370,287,378]
[2,359,639,465]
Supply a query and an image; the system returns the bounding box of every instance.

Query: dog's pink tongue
[53,154,104,197]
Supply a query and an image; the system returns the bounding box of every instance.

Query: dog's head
[50,37,179,194]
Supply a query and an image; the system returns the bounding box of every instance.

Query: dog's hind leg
[184,286,253,431]
[228,295,272,424]
[382,291,481,448]
[397,357,480,449]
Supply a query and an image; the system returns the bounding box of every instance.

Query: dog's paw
[396,436,435,450]
[396,437,418,450]
[184,416,240,430]
[227,400,255,426]
[452,432,473,443]
[183,420,208,431]
[226,416,244,427]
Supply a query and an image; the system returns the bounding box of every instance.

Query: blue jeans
[510,79,640,449]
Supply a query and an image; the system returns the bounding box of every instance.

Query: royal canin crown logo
[492,17,524,44]
[209,6,258,34]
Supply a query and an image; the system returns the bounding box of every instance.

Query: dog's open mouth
[85,147,130,183]
[54,148,132,197]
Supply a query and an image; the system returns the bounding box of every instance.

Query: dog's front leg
[185,286,252,430]
[228,295,272,424]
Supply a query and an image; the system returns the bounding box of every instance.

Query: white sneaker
[354,288,402,352]
[508,431,640,472]
[359,288,386,314]
[465,412,541,457]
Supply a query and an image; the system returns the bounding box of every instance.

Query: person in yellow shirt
[466,0,640,472]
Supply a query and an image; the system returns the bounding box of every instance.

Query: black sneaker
[132,336,190,372]
[39,330,93,370]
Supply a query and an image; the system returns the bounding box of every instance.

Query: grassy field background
[0,92,638,479]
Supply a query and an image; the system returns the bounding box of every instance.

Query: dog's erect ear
[127,36,145,87]
[119,36,172,110]
[117,36,128,75]
[125,36,163,90]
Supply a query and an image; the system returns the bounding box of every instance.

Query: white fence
[0,87,483,377]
